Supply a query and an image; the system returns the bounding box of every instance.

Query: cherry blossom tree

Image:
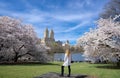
[0,16,49,62]
[77,16,120,65]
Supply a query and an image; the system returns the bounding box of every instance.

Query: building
[41,28,55,46]
[41,28,63,53]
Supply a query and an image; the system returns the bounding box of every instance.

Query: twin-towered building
[41,28,55,46]
[41,28,63,52]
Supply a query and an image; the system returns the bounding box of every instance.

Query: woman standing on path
[61,40,71,77]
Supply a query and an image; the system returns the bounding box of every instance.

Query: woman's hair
[65,49,70,57]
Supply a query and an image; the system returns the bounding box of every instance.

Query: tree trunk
[117,62,120,67]
[14,52,18,62]
[13,45,24,62]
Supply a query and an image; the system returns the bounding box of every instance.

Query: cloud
[21,0,34,9]
[0,9,51,25]
[52,12,96,22]
[0,0,99,24]
[64,21,90,32]
[67,0,93,9]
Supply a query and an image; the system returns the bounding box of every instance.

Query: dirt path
[34,72,98,78]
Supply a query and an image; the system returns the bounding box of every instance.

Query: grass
[0,62,120,78]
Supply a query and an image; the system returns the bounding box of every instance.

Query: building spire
[50,29,55,41]
[44,28,49,39]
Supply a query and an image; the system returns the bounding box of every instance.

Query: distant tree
[74,45,84,52]
[100,0,120,21]
[0,16,49,62]
[77,16,120,65]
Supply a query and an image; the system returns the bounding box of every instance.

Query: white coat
[63,53,71,66]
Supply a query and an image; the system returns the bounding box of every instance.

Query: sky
[0,0,110,45]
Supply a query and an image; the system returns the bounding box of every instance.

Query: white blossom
[0,16,49,62]
[77,16,120,63]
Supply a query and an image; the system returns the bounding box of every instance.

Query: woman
[61,48,71,77]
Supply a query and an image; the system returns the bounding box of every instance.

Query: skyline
[0,0,110,44]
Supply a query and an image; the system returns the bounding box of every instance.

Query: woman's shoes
[67,74,70,77]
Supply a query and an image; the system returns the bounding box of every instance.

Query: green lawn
[0,62,120,78]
